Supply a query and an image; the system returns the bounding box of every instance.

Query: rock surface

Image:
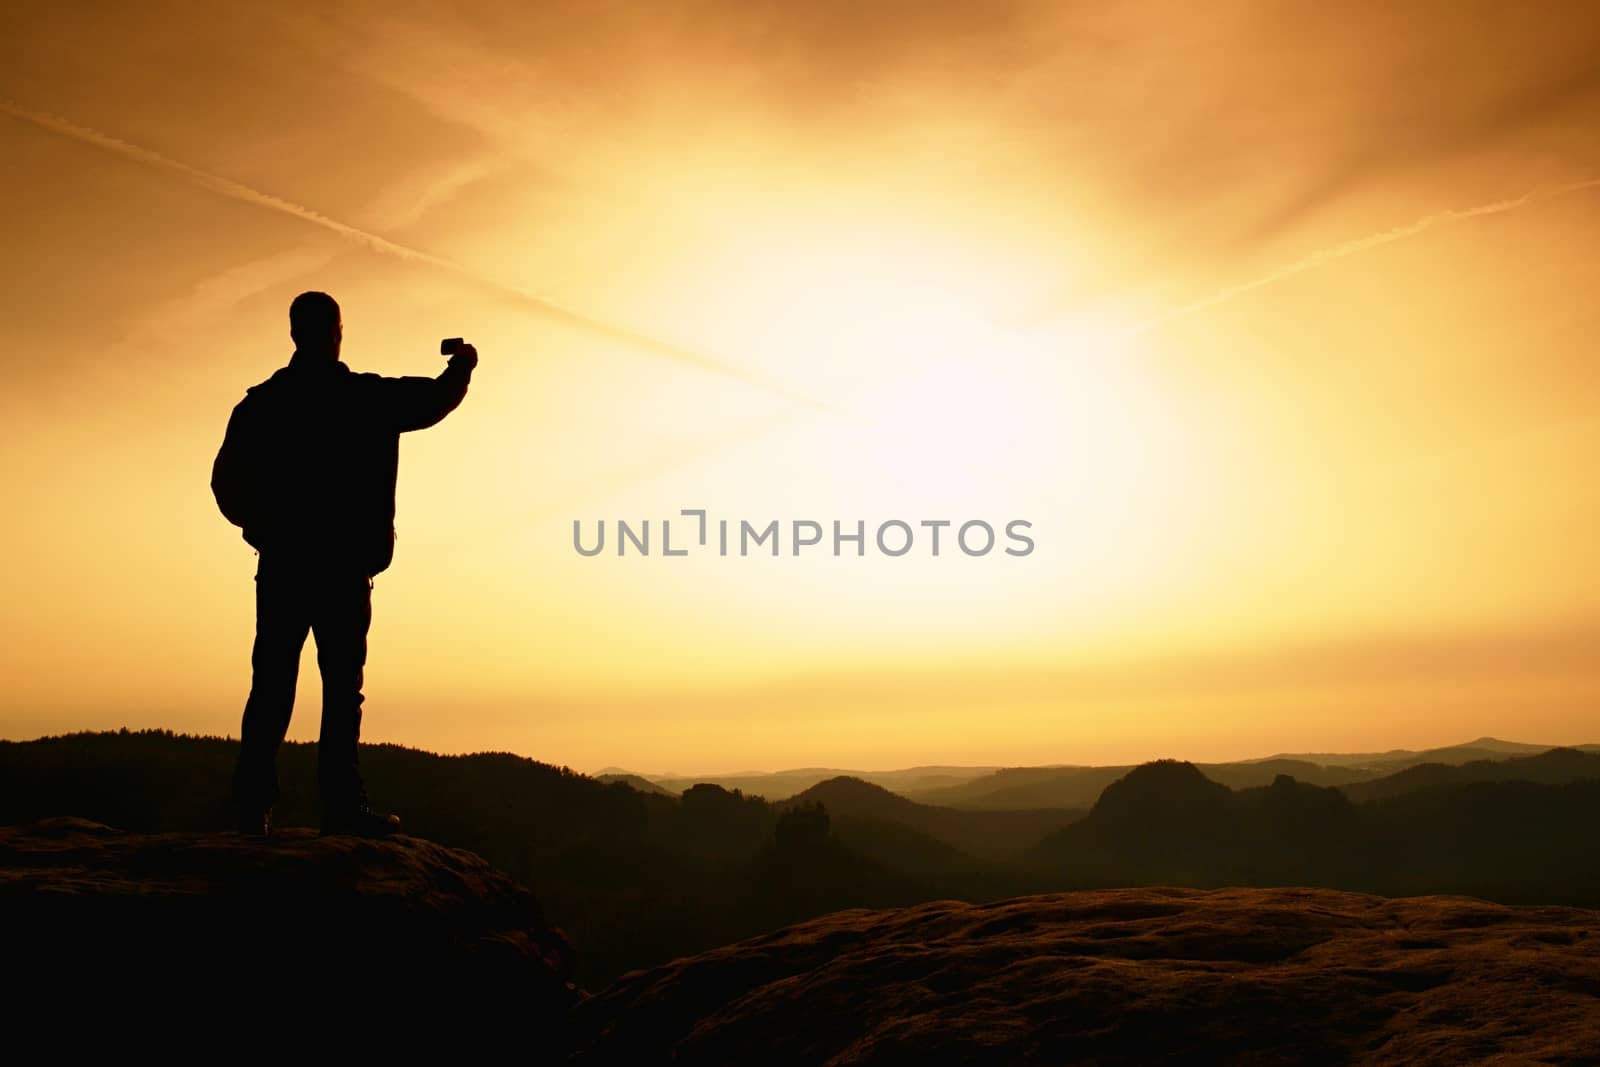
[571,885,1600,1065]
[0,817,578,1040]
[8,817,1597,1062]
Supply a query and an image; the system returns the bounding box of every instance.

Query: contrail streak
[0,97,824,409]
[1135,176,1600,335]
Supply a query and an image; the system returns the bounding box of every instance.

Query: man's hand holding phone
[440,337,479,372]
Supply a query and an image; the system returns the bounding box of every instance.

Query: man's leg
[233,566,311,829]
[311,571,376,826]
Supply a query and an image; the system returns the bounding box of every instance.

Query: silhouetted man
[212,291,477,836]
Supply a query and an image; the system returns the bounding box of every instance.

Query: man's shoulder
[241,362,375,397]
[242,364,297,396]
[234,377,275,416]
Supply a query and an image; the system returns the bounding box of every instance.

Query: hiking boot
[321,804,401,837]
[235,806,272,837]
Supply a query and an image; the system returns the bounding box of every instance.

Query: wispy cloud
[0,96,824,409]
[1239,53,1600,243]
[1135,177,1600,336]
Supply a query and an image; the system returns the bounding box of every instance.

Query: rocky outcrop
[9,817,1597,1062]
[571,885,1600,1065]
[0,817,579,1042]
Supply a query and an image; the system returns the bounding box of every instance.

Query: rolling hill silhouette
[0,731,991,985]
[1251,736,1600,768]
[911,757,1380,810]
[911,757,1375,811]
[647,765,1001,800]
[1200,757,1375,790]
[5,730,1597,987]
[1030,758,1600,901]
[785,775,1082,860]
[595,771,677,796]
[908,764,1131,809]
[1341,746,1600,802]
[900,738,1593,810]
[824,811,978,884]
[598,736,1599,810]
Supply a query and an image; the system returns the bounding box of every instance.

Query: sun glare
[736,262,1172,543]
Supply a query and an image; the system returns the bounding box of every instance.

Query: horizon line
[9,725,1594,782]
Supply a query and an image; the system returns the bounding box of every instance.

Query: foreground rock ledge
[572,885,1600,1065]
[0,817,578,1034]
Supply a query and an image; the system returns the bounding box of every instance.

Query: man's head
[289,291,342,358]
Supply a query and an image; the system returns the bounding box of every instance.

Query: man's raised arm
[376,344,478,433]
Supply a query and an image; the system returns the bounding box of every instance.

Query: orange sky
[2,1,1598,773]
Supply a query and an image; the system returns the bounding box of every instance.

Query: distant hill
[785,775,1084,861]
[912,759,1381,810]
[1252,736,1600,769]
[617,738,1600,807]
[903,738,1600,809]
[594,772,676,796]
[1030,759,1600,902]
[1197,758,1375,791]
[827,814,980,884]
[1342,747,1600,803]
[908,764,1130,809]
[651,765,1002,800]
[7,730,1598,989]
